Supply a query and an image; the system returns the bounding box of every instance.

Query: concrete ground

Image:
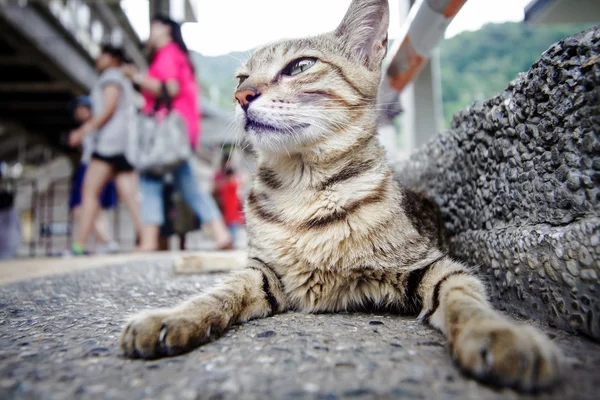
[1,255,599,400]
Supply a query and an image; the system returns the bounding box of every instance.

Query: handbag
[130,83,191,175]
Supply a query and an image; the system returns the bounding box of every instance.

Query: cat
[120,0,561,392]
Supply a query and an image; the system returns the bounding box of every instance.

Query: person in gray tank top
[68,45,143,255]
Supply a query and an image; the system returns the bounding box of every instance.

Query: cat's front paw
[120,309,213,359]
[451,318,562,392]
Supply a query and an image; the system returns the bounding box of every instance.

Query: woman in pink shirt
[123,15,231,251]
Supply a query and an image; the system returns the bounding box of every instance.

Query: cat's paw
[120,309,212,359]
[451,318,562,392]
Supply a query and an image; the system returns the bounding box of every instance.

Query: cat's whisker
[289,104,399,111]
[283,115,352,131]
[219,118,242,157]
[239,142,255,173]
[224,53,249,64]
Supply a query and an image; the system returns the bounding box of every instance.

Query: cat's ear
[334,0,389,70]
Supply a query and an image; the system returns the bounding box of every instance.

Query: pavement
[1,255,599,400]
[0,254,170,286]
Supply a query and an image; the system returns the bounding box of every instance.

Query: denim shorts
[69,164,117,210]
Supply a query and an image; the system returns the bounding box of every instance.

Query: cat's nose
[235,88,261,109]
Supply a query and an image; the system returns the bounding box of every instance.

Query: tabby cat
[121,0,561,391]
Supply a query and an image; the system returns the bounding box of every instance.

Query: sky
[122,0,531,57]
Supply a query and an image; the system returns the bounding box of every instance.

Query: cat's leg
[414,256,561,391]
[120,258,286,359]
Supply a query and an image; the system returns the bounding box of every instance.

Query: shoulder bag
[130,83,191,175]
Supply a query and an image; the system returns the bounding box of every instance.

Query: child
[214,156,244,245]
[0,162,20,260]
[67,95,119,254]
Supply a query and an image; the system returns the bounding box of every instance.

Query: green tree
[439,22,596,127]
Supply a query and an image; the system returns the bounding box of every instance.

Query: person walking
[123,15,231,251]
[67,95,119,254]
[0,163,20,260]
[68,45,143,255]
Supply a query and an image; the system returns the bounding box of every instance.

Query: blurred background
[0,0,597,259]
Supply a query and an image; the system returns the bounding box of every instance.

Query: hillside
[439,22,594,127]
[192,51,251,110]
[191,22,596,124]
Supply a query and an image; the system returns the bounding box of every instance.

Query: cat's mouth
[245,118,280,133]
[245,117,309,134]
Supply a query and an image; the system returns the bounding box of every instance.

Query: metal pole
[47,182,54,256]
[29,180,36,257]
[65,178,72,249]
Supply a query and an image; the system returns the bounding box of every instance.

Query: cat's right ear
[334,0,389,70]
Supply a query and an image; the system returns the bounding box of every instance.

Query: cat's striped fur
[121,0,561,391]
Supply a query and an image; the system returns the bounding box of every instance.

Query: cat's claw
[452,319,562,392]
[120,309,208,359]
[158,324,168,344]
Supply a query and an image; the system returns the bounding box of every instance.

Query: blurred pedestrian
[213,155,244,246]
[68,45,143,255]
[0,163,20,260]
[66,96,119,255]
[123,15,231,251]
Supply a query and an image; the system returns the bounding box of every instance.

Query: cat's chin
[246,130,314,155]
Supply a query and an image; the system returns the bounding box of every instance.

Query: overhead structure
[0,0,146,165]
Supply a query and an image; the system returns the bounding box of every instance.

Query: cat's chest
[278,188,346,222]
[246,188,376,268]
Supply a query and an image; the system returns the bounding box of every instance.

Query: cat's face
[234,0,389,155]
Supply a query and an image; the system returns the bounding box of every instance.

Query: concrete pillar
[400,48,444,153]
[150,0,196,22]
[384,0,445,158]
[376,0,413,164]
[169,0,185,21]
[150,0,169,17]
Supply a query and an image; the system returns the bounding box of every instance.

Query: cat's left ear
[334,0,389,70]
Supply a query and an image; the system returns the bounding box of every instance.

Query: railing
[44,0,146,67]
[15,176,137,257]
[47,0,109,59]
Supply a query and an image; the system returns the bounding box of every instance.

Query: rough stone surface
[395,27,600,340]
[1,260,600,399]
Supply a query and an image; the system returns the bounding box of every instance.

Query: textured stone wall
[395,27,600,340]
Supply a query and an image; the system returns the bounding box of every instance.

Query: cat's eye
[282,58,317,77]
[236,75,249,86]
